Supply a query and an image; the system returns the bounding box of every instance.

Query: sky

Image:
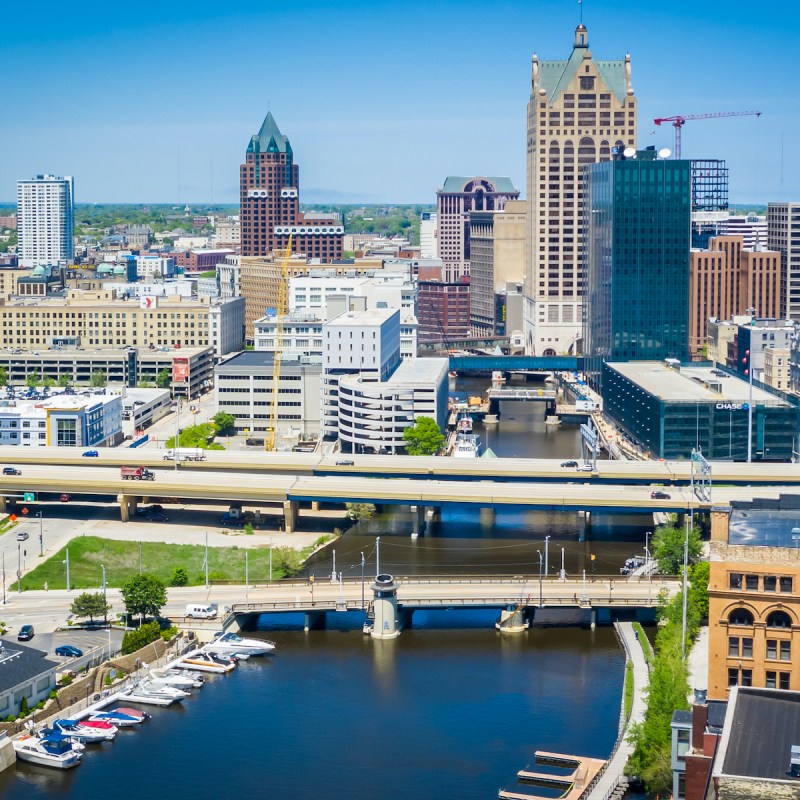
[1,0,797,205]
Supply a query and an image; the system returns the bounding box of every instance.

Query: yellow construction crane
[265,235,293,452]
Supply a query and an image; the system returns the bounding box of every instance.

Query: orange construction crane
[653,111,762,158]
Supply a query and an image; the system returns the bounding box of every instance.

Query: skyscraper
[524,24,637,355]
[17,174,74,268]
[767,202,800,320]
[240,111,343,261]
[583,150,691,390]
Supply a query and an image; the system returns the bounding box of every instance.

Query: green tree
[688,561,710,621]
[0,367,7,387]
[26,371,42,388]
[121,573,167,625]
[170,567,189,587]
[346,502,376,521]
[70,591,111,621]
[90,370,107,388]
[402,416,445,455]
[652,516,703,575]
[155,369,171,389]
[213,412,236,435]
[42,377,56,388]
[272,546,303,577]
[19,697,29,717]
[57,374,71,387]
[121,620,162,654]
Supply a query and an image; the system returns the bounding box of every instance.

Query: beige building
[524,24,637,355]
[0,266,35,296]
[469,200,527,335]
[763,346,790,391]
[689,236,781,357]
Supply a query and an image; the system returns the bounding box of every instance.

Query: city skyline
[2,0,797,204]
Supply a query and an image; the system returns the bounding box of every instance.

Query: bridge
[486,386,558,415]
[448,355,581,373]
[223,574,680,632]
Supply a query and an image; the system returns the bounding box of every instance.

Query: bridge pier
[283,500,299,533]
[480,507,496,527]
[578,510,592,542]
[117,494,138,523]
[304,610,327,631]
[410,505,426,537]
[426,506,441,524]
[311,501,321,511]
[371,574,400,639]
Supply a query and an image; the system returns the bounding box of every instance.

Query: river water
[0,376,646,798]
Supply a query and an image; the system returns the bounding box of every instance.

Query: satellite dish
[658,147,672,159]
[623,147,636,159]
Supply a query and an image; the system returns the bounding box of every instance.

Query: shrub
[19,697,29,716]
[243,523,254,535]
[313,534,332,548]
[35,701,45,710]
[121,620,162,654]
[170,567,189,587]
[160,625,178,642]
[105,674,113,686]
[48,690,58,700]
[59,674,73,686]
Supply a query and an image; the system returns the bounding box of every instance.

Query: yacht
[203,632,276,657]
[453,433,480,458]
[148,668,204,689]
[52,719,116,742]
[120,684,184,707]
[14,732,83,769]
[88,709,147,727]
[177,651,236,674]
[457,414,473,434]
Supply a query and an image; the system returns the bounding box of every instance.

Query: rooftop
[440,176,518,194]
[326,308,398,327]
[0,640,59,693]
[718,687,800,782]
[215,350,320,373]
[386,358,448,387]
[729,506,800,549]
[607,362,793,408]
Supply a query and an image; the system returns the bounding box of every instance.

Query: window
[676,728,690,760]
[780,672,791,690]
[728,608,754,626]
[728,668,739,687]
[745,575,759,591]
[728,636,739,657]
[742,637,753,658]
[741,669,753,687]
[730,573,742,589]
[767,639,778,659]
[766,671,777,689]
[781,577,793,593]
[781,641,791,661]
[764,576,777,592]
[767,610,792,629]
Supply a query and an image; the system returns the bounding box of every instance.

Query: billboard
[172,357,190,384]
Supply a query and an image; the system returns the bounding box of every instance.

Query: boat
[113,707,150,722]
[457,413,473,434]
[14,731,83,769]
[495,605,530,634]
[88,709,147,727]
[138,680,190,699]
[176,651,235,674]
[453,433,481,459]
[120,684,182,707]
[77,718,120,737]
[203,631,276,657]
[52,719,116,742]
[148,669,204,689]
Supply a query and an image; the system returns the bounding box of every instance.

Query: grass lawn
[624,660,634,719]
[21,536,302,590]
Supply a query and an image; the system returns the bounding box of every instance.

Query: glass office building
[583,150,691,391]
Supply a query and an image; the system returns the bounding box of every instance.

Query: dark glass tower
[583,149,691,391]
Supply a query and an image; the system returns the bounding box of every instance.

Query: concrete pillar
[590,608,597,629]
[426,506,442,523]
[578,510,591,542]
[283,500,298,533]
[311,501,321,511]
[0,495,7,513]
[410,505,426,537]
[371,574,400,639]
[117,494,137,523]
[304,610,327,631]
[480,507,496,527]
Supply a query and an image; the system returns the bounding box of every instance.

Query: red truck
[121,466,155,481]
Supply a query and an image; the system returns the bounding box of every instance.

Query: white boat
[14,732,82,769]
[88,709,146,727]
[453,433,480,458]
[138,680,190,699]
[148,669,204,689]
[52,719,116,742]
[457,414,473,434]
[203,632,276,657]
[176,651,235,674]
[120,685,182,707]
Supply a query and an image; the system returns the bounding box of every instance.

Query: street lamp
[38,511,43,557]
[101,564,107,623]
[544,535,550,577]
[645,531,652,603]
[63,548,70,592]
[537,549,543,609]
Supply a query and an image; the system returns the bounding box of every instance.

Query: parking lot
[14,626,124,673]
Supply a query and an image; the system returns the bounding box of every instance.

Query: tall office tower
[719,213,768,251]
[689,236,781,357]
[436,177,518,282]
[240,111,343,260]
[583,150,691,390]
[523,25,637,355]
[419,211,438,259]
[767,203,800,319]
[17,174,74,268]
[690,159,729,249]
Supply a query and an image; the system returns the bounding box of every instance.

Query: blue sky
[1,0,796,204]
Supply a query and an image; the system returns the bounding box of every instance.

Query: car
[2,467,21,475]
[560,460,578,468]
[17,625,34,641]
[60,493,71,502]
[148,513,169,522]
[82,450,99,457]
[16,531,29,541]
[650,491,671,500]
[54,645,83,658]
[576,464,594,472]
[336,459,355,466]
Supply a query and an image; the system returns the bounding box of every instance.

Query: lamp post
[17,543,21,594]
[63,547,70,592]
[38,511,43,557]
[645,530,652,602]
[2,551,5,604]
[560,547,566,582]
[544,535,550,577]
[361,551,365,610]
[245,550,249,607]
[101,564,107,623]
[537,549,543,609]
[174,397,182,471]
[745,308,756,464]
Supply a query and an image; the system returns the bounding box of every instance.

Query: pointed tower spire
[248,110,291,155]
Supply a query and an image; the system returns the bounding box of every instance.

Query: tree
[688,561,710,621]
[272,546,303,577]
[121,574,167,625]
[652,516,703,575]
[402,416,445,455]
[155,369,171,389]
[170,567,188,587]
[57,374,71,387]
[213,411,236,435]
[346,502,376,521]
[26,371,42,388]
[70,592,111,621]
[0,367,7,387]
[90,370,107,388]
[42,377,56,388]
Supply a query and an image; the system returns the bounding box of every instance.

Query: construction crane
[653,111,762,158]
[265,235,293,452]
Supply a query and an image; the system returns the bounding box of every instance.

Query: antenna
[177,145,182,206]
[658,147,672,160]
[579,0,583,25]
[623,147,636,159]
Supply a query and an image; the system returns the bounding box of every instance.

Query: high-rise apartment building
[689,236,781,357]
[767,203,800,320]
[240,111,343,260]
[583,150,690,390]
[419,211,438,259]
[436,177,518,282]
[524,25,637,355]
[17,174,74,268]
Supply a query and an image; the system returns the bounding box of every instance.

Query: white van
[185,603,217,620]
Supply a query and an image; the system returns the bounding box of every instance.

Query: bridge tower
[371,574,401,639]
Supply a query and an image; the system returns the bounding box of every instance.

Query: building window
[676,728,690,761]
[780,672,791,690]
[767,610,792,628]
[767,639,778,659]
[766,671,777,689]
[781,641,791,661]
[730,573,742,589]
[745,575,759,591]
[741,669,753,687]
[764,576,777,592]
[728,608,754,626]
[728,636,739,657]
[742,637,753,658]
[781,577,793,593]
[728,668,739,687]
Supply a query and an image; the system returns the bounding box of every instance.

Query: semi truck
[162,448,206,462]
[120,466,155,481]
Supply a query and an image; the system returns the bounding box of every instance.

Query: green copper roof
[247,111,292,155]
[440,176,518,194]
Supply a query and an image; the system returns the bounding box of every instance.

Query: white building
[218,255,241,300]
[114,387,171,429]
[768,203,800,320]
[17,174,74,268]
[209,297,246,357]
[104,280,194,299]
[420,211,438,259]
[213,216,240,247]
[135,255,175,279]
[0,640,58,720]
[338,358,448,453]
[719,213,768,251]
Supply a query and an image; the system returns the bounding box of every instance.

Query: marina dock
[499,750,606,800]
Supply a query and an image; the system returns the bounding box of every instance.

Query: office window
[741,669,753,687]
[766,671,777,689]
[781,577,793,593]
[780,672,791,690]
[781,641,791,661]
[745,574,759,591]
[767,639,778,659]
[764,576,777,592]
[728,668,739,687]
[742,637,753,658]
[729,573,742,589]
[728,636,739,657]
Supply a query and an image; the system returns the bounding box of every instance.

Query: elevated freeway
[1,446,799,486]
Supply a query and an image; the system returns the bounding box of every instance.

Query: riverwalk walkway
[584,621,650,800]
